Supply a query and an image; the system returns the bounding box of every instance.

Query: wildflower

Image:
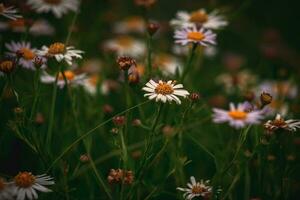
[170,9,227,30]
[177,176,212,200]
[0,177,14,200]
[0,18,26,33]
[260,92,272,107]
[134,0,156,7]
[5,41,44,70]
[0,58,16,74]
[189,92,200,101]
[103,36,146,57]
[26,0,79,18]
[12,172,54,200]
[264,114,300,132]
[82,74,99,95]
[142,79,190,104]
[107,169,134,185]
[212,102,264,129]
[113,16,145,34]
[174,25,216,46]
[153,54,182,75]
[112,116,126,126]
[38,42,83,65]
[116,56,136,71]
[40,70,86,89]
[258,81,298,100]
[0,3,22,20]
[147,21,160,36]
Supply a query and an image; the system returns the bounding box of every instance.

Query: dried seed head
[189,92,200,101]
[107,169,123,184]
[112,116,126,126]
[260,92,272,107]
[147,22,160,36]
[0,58,15,74]
[116,56,136,71]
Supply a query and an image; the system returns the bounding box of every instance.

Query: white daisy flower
[12,172,54,200]
[38,42,83,66]
[153,54,182,75]
[29,19,55,36]
[213,102,264,129]
[103,36,146,58]
[142,79,189,104]
[0,177,14,200]
[0,3,22,21]
[82,74,99,95]
[26,0,79,18]
[177,176,212,200]
[0,18,26,32]
[258,81,298,100]
[5,41,44,70]
[113,16,146,34]
[174,25,216,46]
[40,70,86,89]
[170,9,228,30]
[264,114,300,132]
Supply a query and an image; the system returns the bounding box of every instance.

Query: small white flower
[113,16,146,34]
[40,70,86,89]
[103,36,146,58]
[26,0,79,18]
[0,3,22,21]
[82,74,99,95]
[213,102,264,129]
[5,41,44,70]
[174,25,216,46]
[38,42,83,66]
[264,114,300,132]
[170,9,227,30]
[12,172,54,200]
[177,176,212,200]
[0,177,14,200]
[29,19,55,36]
[142,79,189,104]
[153,54,182,75]
[258,81,298,100]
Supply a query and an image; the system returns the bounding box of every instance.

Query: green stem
[147,34,153,78]
[180,43,197,83]
[30,68,41,120]
[46,68,60,149]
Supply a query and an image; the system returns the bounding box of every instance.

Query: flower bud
[0,58,16,74]
[260,92,272,107]
[116,56,136,71]
[189,92,200,101]
[112,116,126,126]
[147,22,160,36]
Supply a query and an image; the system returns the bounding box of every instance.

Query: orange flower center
[126,17,144,29]
[0,60,13,71]
[189,11,208,23]
[192,185,205,194]
[155,82,174,95]
[187,32,205,41]
[117,37,133,48]
[48,42,65,55]
[19,48,35,60]
[88,74,99,86]
[43,0,62,4]
[58,70,75,81]
[9,19,25,28]
[14,172,36,188]
[0,178,4,190]
[271,118,286,127]
[228,110,247,120]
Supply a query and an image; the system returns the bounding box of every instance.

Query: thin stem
[147,34,153,78]
[180,43,197,83]
[29,68,41,120]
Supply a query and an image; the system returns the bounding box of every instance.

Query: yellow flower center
[228,110,247,120]
[88,74,99,86]
[0,4,5,13]
[0,60,13,71]
[43,0,62,4]
[19,48,36,60]
[117,37,133,48]
[14,172,36,188]
[155,82,174,95]
[58,70,75,81]
[48,42,65,55]
[187,32,205,41]
[192,185,205,194]
[189,11,208,23]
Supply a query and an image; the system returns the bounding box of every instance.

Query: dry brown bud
[116,56,136,71]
